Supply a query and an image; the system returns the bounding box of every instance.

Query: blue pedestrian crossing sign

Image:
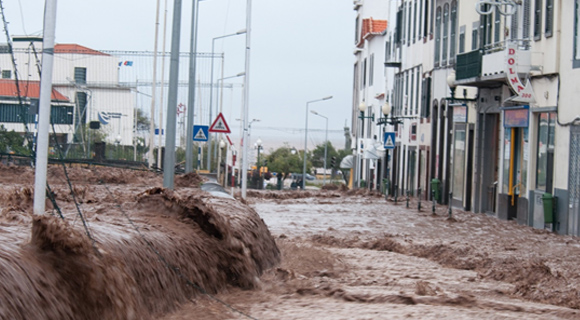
[384,132,396,149]
[193,125,209,142]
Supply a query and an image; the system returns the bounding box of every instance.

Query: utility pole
[162,0,183,188]
[148,0,161,168]
[241,0,252,199]
[33,0,57,215]
[185,0,200,173]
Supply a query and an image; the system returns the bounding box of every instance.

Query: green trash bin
[431,179,441,202]
[382,178,390,195]
[542,193,555,223]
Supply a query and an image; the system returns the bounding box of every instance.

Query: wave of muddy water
[165,191,580,319]
[0,165,279,319]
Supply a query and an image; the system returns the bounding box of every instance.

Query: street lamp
[207,29,247,173]
[303,96,333,189]
[310,110,329,185]
[255,138,263,189]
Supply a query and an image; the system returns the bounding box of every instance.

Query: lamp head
[256,138,262,147]
[310,110,318,115]
[219,140,226,148]
[382,102,391,116]
[446,71,457,89]
[358,102,367,112]
[322,95,333,100]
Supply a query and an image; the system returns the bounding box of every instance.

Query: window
[576,0,580,68]
[369,54,374,87]
[421,77,431,118]
[511,5,519,40]
[415,68,420,115]
[396,7,403,45]
[442,4,449,65]
[494,6,501,42]
[536,112,556,191]
[418,0,423,40]
[413,0,418,44]
[355,16,360,44]
[450,1,457,63]
[0,103,72,124]
[435,6,442,66]
[481,3,493,47]
[405,71,409,115]
[403,3,407,45]
[523,0,531,39]
[74,67,87,85]
[545,0,554,37]
[75,92,87,126]
[534,0,542,40]
[407,2,412,45]
[410,71,414,116]
[362,58,367,88]
[459,25,466,53]
[472,22,479,50]
[1,70,11,79]
[424,0,430,38]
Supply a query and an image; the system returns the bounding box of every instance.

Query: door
[502,127,529,220]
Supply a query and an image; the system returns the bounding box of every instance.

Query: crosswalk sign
[384,132,396,149]
[209,113,231,133]
[193,125,209,142]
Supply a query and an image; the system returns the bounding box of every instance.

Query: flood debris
[0,165,280,319]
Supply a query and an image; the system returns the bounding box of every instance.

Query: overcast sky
[3,0,355,151]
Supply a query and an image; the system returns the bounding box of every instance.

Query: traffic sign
[384,132,396,149]
[209,112,231,133]
[193,125,209,142]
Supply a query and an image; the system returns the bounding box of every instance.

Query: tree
[135,108,150,132]
[0,125,31,155]
[265,143,308,177]
[310,141,338,168]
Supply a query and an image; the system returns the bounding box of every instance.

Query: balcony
[455,40,532,87]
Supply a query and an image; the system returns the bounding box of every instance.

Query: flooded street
[166,192,580,319]
[1,165,580,319]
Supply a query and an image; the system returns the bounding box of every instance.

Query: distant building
[0,36,135,153]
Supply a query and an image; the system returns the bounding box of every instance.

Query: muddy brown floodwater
[2,164,580,319]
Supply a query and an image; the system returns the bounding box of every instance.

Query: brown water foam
[0,179,279,319]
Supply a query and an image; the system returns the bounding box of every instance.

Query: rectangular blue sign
[193,125,209,142]
[384,132,396,149]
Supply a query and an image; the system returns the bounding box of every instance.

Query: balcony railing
[456,40,532,82]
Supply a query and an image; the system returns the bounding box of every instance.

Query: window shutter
[523,0,531,39]
[545,0,554,37]
[534,0,542,40]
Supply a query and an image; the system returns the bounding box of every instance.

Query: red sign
[209,113,231,133]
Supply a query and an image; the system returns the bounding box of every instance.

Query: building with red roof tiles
[0,36,135,149]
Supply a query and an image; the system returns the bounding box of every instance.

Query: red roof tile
[55,44,109,56]
[0,80,69,101]
[357,18,388,48]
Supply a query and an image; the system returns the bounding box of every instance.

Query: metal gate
[568,126,580,236]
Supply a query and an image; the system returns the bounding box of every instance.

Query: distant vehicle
[290,173,316,181]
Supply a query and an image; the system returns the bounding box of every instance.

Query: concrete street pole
[33,0,57,215]
[303,96,332,189]
[311,110,328,185]
[162,0,182,189]
[148,0,161,168]
[185,0,200,173]
[241,0,252,199]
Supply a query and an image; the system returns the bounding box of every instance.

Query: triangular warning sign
[385,135,394,147]
[209,113,231,133]
[194,128,207,140]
